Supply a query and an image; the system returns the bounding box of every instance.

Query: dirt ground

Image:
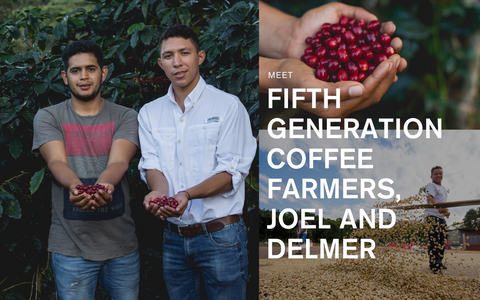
[259,245,480,299]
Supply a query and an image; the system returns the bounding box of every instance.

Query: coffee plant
[0,0,259,299]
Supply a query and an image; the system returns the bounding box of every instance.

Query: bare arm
[94,138,138,205]
[259,1,297,58]
[39,140,95,210]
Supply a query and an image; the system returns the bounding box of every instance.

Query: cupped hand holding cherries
[301,16,396,82]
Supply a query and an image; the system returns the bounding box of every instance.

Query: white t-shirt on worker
[297,220,308,235]
[425,182,447,219]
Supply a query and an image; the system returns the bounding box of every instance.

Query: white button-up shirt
[138,77,257,225]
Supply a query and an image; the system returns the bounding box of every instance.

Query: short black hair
[158,24,200,54]
[62,40,104,72]
[431,166,442,175]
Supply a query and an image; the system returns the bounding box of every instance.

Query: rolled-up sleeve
[138,105,162,183]
[211,100,257,197]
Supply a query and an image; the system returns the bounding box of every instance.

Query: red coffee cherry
[374,53,388,65]
[337,69,349,81]
[358,72,367,82]
[364,50,374,61]
[352,25,364,37]
[315,46,328,59]
[328,49,338,59]
[304,47,314,55]
[357,59,368,72]
[350,48,363,61]
[379,34,391,46]
[342,31,356,44]
[367,63,376,74]
[327,59,340,73]
[315,66,329,81]
[384,46,395,57]
[372,42,383,52]
[349,75,360,82]
[306,55,319,68]
[324,38,338,49]
[339,16,349,27]
[345,61,359,75]
[337,48,349,63]
[367,20,381,30]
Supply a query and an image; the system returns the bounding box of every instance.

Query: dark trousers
[426,216,447,270]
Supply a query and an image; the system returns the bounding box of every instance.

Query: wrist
[259,57,283,94]
[179,190,191,200]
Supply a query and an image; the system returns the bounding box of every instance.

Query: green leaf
[140,26,154,46]
[52,23,67,40]
[9,138,22,159]
[161,9,175,24]
[114,3,124,21]
[228,72,245,95]
[104,44,119,59]
[33,49,39,63]
[30,167,46,194]
[1,69,21,81]
[0,190,15,203]
[141,0,149,20]
[34,82,49,95]
[4,199,22,219]
[143,47,157,63]
[248,42,258,60]
[177,8,191,26]
[116,43,129,64]
[245,69,258,84]
[127,23,145,35]
[105,63,114,81]
[69,17,85,27]
[216,68,236,79]
[125,0,140,13]
[0,204,3,216]
[29,15,40,32]
[1,107,16,124]
[245,176,259,192]
[21,108,35,123]
[130,30,140,48]
[48,69,60,81]
[156,2,165,17]
[6,26,21,39]
[50,83,67,94]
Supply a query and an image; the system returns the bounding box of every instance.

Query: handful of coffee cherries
[301,16,395,82]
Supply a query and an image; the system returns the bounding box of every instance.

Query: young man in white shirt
[425,166,449,274]
[138,24,256,299]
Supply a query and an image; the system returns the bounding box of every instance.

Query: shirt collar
[167,76,206,108]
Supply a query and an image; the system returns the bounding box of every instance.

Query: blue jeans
[426,216,446,271]
[163,220,248,300]
[51,250,140,300]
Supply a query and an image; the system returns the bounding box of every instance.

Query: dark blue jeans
[52,250,140,300]
[426,216,447,271]
[162,220,248,300]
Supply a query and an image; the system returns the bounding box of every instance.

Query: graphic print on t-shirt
[63,178,125,221]
[62,122,114,156]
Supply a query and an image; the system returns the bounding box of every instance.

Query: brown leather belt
[168,215,241,237]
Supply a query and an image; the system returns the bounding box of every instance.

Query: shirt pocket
[152,127,176,171]
[187,123,221,175]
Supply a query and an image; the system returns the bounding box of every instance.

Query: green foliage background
[262,0,480,129]
[0,0,259,298]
